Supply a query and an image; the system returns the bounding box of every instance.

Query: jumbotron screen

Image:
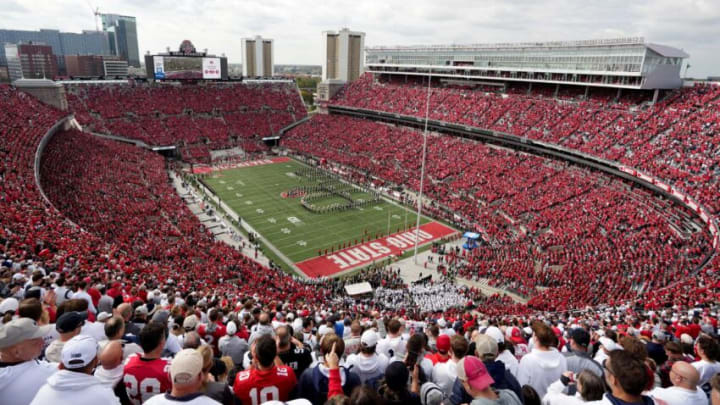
[151,56,223,80]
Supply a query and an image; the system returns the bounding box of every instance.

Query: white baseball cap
[61,335,99,369]
[360,330,379,347]
[226,321,237,336]
[0,298,19,314]
[170,349,203,385]
[599,337,622,352]
[484,326,504,344]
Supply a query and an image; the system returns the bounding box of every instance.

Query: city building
[4,43,58,82]
[241,36,274,77]
[365,37,688,91]
[0,28,109,73]
[101,13,140,67]
[103,57,129,77]
[322,28,365,82]
[64,55,104,77]
[317,28,365,103]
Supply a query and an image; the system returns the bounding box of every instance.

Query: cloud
[0,0,718,76]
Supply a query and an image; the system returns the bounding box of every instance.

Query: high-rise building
[101,13,140,67]
[317,28,365,103]
[5,43,58,82]
[241,36,274,77]
[322,28,364,82]
[0,28,109,73]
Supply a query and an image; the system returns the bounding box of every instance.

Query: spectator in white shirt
[30,335,120,405]
[72,281,96,315]
[649,361,709,405]
[0,318,57,405]
[345,329,389,384]
[377,318,406,359]
[692,335,720,390]
[517,321,567,398]
[432,334,468,397]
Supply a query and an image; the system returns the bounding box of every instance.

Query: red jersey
[197,322,226,355]
[233,365,297,405]
[123,354,172,405]
[426,352,450,365]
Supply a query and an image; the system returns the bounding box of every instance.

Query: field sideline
[201,158,457,277]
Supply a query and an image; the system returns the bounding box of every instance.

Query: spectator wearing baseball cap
[144,349,221,404]
[472,334,522,400]
[432,334,468,397]
[0,318,57,405]
[45,311,84,363]
[30,334,119,405]
[345,329,389,384]
[426,334,451,365]
[646,330,668,367]
[456,356,522,405]
[564,328,603,378]
[487,326,519,378]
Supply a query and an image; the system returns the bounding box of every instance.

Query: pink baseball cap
[457,356,494,391]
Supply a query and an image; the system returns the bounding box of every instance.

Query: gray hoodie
[29,369,120,405]
[345,352,389,383]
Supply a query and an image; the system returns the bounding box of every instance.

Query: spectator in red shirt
[426,335,451,365]
[233,335,297,405]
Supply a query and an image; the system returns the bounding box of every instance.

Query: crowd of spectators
[282,114,716,310]
[1,78,720,404]
[2,284,720,405]
[65,82,307,160]
[330,74,720,227]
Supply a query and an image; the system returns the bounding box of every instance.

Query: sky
[1,0,719,77]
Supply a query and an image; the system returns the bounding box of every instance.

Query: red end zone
[295,222,458,278]
[191,157,290,174]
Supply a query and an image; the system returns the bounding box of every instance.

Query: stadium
[1,25,719,405]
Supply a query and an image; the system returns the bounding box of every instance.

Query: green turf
[201,159,432,265]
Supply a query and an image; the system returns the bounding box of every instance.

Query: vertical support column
[554,84,560,98]
[652,88,660,105]
[584,86,589,99]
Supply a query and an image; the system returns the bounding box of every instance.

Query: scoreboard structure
[145,40,228,81]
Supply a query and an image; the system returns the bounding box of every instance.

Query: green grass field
[201,159,431,266]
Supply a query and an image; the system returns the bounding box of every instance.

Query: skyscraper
[241,36,274,77]
[322,28,364,82]
[317,28,365,103]
[101,13,140,67]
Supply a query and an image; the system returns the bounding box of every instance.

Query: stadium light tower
[413,71,432,264]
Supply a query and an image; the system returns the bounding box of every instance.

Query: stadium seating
[282,114,714,310]
[330,74,720,225]
[66,82,306,154]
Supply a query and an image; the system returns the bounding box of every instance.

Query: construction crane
[86,1,101,31]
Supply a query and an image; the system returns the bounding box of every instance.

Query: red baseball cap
[457,356,494,391]
[436,334,451,352]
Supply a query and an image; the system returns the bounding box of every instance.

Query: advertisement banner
[202,58,221,79]
[153,56,165,79]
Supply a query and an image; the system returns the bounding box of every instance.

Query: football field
[201,158,457,277]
